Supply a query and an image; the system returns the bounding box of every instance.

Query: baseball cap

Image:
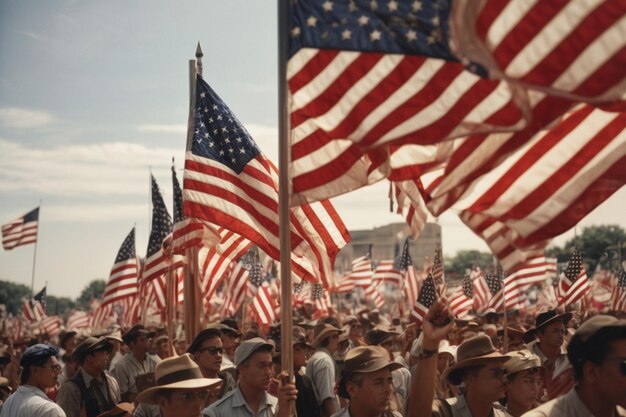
[234,337,273,366]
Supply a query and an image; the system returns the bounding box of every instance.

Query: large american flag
[143,175,173,283]
[560,248,590,307]
[183,75,350,289]
[101,228,139,307]
[2,207,39,250]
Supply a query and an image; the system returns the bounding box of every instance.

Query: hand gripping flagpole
[278,0,294,385]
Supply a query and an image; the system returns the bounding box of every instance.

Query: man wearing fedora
[112,324,159,403]
[335,345,404,417]
[523,310,574,401]
[56,336,121,417]
[306,323,343,417]
[135,354,222,417]
[202,337,298,417]
[408,301,511,417]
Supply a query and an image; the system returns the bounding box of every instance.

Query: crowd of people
[0,303,625,417]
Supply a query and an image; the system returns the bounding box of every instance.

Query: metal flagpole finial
[196,42,203,76]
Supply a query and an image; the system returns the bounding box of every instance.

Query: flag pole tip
[196,42,204,58]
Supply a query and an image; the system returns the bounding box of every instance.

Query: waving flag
[2,207,39,250]
[348,254,373,287]
[22,299,45,323]
[412,274,437,324]
[612,268,626,312]
[101,228,139,307]
[484,272,504,312]
[560,248,590,307]
[183,75,349,288]
[449,274,473,317]
[143,175,173,282]
[372,260,402,287]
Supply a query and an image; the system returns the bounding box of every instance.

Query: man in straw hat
[408,301,511,417]
[306,323,343,417]
[135,353,222,417]
[522,314,626,417]
[56,336,121,417]
[0,344,65,417]
[202,337,297,417]
[496,350,543,417]
[335,345,404,417]
[523,310,573,401]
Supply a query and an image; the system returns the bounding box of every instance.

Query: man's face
[347,368,394,413]
[64,336,77,354]
[349,322,362,338]
[88,350,111,372]
[326,333,339,353]
[466,362,507,402]
[506,369,543,410]
[538,321,565,350]
[592,339,626,409]
[33,356,62,388]
[221,333,238,358]
[239,351,273,391]
[132,334,151,355]
[293,343,308,369]
[193,337,223,373]
[158,388,209,417]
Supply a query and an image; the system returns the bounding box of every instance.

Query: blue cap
[20,344,59,368]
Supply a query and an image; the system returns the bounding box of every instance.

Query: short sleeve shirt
[111,353,159,396]
[521,387,626,417]
[432,395,509,417]
[306,348,340,410]
[201,386,278,417]
[0,385,67,417]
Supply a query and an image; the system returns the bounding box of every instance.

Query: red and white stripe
[41,316,62,338]
[471,268,491,311]
[2,208,38,250]
[402,265,421,315]
[66,311,90,331]
[364,283,384,309]
[171,218,220,255]
[102,257,139,307]
[221,262,250,316]
[198,246,235,302]
[393,179,429,238]
[252,285,277,325]
[348,256,373,288]
[334,275,355,294]
[560,269,590,307]
[372,260,402,287]
[22,300,45,323]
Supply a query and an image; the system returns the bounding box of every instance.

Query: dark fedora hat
[523,310,572,343]
[122,324,155,345]
[72,337,113,362]
[443,334,511,385]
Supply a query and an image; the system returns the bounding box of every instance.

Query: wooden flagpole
[278,0,294,382]
[30,202,42,297]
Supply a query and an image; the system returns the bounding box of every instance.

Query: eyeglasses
[604,357,626,376]
[488,367,507,378]
[198,346,224,355]
[38,364,62,373]
[172,391,210,401]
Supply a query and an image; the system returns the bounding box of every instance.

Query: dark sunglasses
[199,346,224,355]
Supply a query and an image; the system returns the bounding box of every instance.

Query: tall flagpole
[30,202,42,296]
[278,0,294,382]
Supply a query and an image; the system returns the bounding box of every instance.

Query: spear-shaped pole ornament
[196,42,203,77]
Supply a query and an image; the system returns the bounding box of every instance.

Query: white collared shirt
[0,385,66,417]
[202,385,278,417]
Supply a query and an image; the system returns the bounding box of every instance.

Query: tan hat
[312,324,342,347]
[338,346,403,398]
[135,354,222,404]
[104,330,124,344]
[504,350,543,375]
[364,325,399,346]
[443,334,511,385]
[95,402,134,417]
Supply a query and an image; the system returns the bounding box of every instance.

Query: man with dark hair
[187,328,236,407]
[0,344,66,417]
[112,324,159,402]
[56,336,121,417]
[202,337,297,417]
[307,324,342,417]
[335,345,403,417]
[523,310,574,401]
[522,315,626,417]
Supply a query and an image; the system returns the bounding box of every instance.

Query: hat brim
[523,312,572,343]
[135,377,222,405]
[338,361,404,398]
[312,328,341,347]
[444,351,511,385]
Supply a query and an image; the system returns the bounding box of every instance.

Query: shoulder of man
[208,388,237,409]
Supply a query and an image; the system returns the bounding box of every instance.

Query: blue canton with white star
[115,228,136,263]
[393,237,413,271]
[192,76,261,174]
[289,0,487,76]
[147,175,172,257]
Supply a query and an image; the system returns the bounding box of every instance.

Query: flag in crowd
[143,175,173,283]
[2,207,39,251]
[101,228,139,307]
[613,268,626,312]
[412,274,437,324]
[372,260,402,287]
[182,75,350,289]
[22,299,45,323]
[449,274,474,318]
[560,248,590,307]
[348,255,373,288]
[33,286,47,309]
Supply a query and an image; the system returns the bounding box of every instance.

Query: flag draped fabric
[449,275,473,317]
[2,207,39,250]
[252,285,277,325]
[412,274,436,324]
[560,249,590,307]
[183,75,350,289]
[41,316,62,338]
[101,228,139,307]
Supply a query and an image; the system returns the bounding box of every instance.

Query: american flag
[312,282,331,319]
[33,286,46,309]
[334,274,355,294]
[2,207,39,250]
[412,274,437,324]
[448,274,473,317]
[220,261,250,317]
[252,285,277,325]
[484,272,504,312]
[101,228,139,307]
[372,260,402,286]
[401,265,421,317]
[198,246,234,303]
[183,75,350,289]
[41,316,62,338]
[392,179,429,238]
[430,245,444,286]
[560,248,589,307]
[348,254,373,287]
[22,299,45,323]
[502,255,553,306]
[394,237,413,272]
[471,266,490,310]
[143,175,173,283]
[287,1,625,205]
[612,268,626,312]
[364,282,384,309]
[66,311,91,331]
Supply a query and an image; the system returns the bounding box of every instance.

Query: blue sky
[1,1,624,298]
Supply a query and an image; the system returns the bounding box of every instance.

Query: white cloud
[136,124,187,133]
[0,107,55,129]
[44,203,146,222]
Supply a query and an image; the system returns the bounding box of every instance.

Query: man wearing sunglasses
[0,343,66,417]
[522,315,626,417]
[187,328,237,407]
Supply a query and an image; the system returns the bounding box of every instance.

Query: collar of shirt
[231,386,275,413]
[80,367,104,388]
[530,341,567,364]
[18,384,52,400]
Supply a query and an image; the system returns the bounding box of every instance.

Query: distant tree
[77,279,106,309]
[546,225,626,272]
[445,250,495,281]
[0,280,31,316]
[46,296,76,317]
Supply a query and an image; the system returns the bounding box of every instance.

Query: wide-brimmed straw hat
[443,334,511,385]
[523,310,572,343]
[135,354,222,404]
[312,324,342,348]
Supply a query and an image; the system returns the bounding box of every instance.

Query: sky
[1,1,624,299]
